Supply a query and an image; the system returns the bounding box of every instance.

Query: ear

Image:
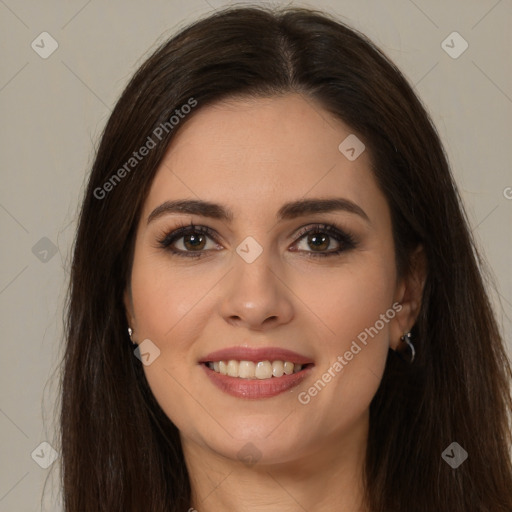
[389,245,427,350]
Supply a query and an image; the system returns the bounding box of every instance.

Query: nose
[218,250,294,331]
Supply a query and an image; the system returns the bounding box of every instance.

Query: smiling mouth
[201,360,314,399]
[203,360,314,379]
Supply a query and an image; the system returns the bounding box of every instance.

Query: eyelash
[156,220,358,259]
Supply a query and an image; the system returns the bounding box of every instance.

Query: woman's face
[125,93,415,466]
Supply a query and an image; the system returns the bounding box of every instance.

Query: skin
[124,93,426,511]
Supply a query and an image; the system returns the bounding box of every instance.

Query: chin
[197,417,310,466]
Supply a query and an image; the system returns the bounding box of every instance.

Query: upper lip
[199,346,314,365]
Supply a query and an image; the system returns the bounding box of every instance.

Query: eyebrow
[147,197,370,224]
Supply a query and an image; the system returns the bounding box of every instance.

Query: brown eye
[293,223,357,257]
[306,232,330,252]
[181,232,207,251]
[157,224,221,257]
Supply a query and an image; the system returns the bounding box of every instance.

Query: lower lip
[201,363,313,399]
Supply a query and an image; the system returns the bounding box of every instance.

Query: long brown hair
[58,6,512,510]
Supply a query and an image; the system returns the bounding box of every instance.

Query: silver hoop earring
[398,332,415,363]
[128,327,138,348]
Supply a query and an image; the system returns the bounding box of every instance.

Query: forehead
[142,94,386,224]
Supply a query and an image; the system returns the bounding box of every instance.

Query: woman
[60,5,512,511]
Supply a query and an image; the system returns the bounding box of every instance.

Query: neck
[182,413,369,512]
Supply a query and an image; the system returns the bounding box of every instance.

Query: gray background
[1,0,511,510]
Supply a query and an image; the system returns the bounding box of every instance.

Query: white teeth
[272,360,284,377]
[206,359,304,379]
[239,360,255,379]
[227,360,238,377]
[283,361,294,375]
[255,361,273,379]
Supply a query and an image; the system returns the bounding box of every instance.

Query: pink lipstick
[199,346,314,399]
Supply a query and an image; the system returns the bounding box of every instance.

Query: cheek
[129,258,217,432]
[296,254,396,347]
[293,253,396,411]
[130,253,211,349]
